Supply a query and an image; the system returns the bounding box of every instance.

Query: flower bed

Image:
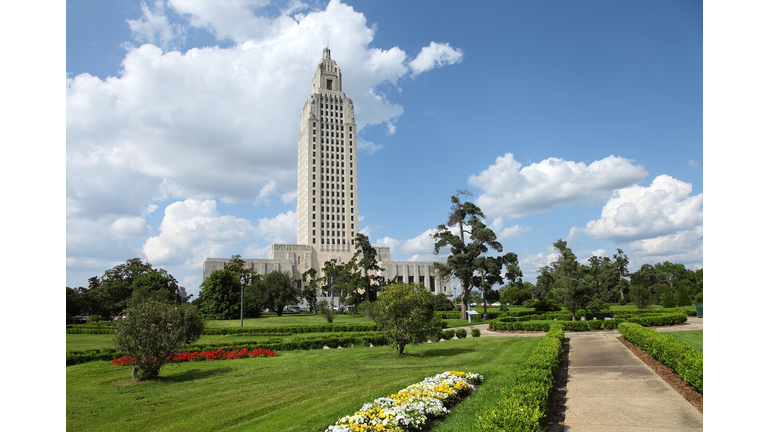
[111,348,278,366]
[326,371,484,432]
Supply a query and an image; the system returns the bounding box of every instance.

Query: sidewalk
[562,337,703,431]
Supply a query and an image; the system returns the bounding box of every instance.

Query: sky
[65,0,704,297]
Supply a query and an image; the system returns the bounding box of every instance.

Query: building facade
[204,49,450,299]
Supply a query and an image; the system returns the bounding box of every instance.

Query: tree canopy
[370,283,444,355]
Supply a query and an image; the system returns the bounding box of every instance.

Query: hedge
[66,322,379,335]
[613,307,696,318]
[619,323,703,392]
[476,324,564,431]
[488,312,686,332]
[434,311,504,320]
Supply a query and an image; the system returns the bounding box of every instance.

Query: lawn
[67,336,539,432]
[665,330,703,353]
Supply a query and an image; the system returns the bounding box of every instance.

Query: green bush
[602,320,618,330]
[618,298,628,305]
[442,329,456,340]
[114,300,205,379]
[619,323,702,392]
[455,328,468,339]
[471,328,481,338]
[87,315,101,323]
[477,324,564,431]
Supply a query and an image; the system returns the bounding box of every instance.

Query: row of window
[310,184,353,194]
[307,221,354,229]
[311,214,354,221]
[313,230,352,237]
[312,122,353,132]
[311,202,353,211]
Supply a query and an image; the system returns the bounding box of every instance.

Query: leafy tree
[114,299,204,380]
[660,289,677,308]
[533,266,555,300]
[130,269,181,304]
[430,293,456,311]
[629,283,653,309]
[550,240,593,320]
[92,258,154,316]
[500,282,533,305]
[301,268,320,314]
[260,270,300,316]
[370,283,443,355]
[432,191,503,320]
[224,255,261,323]
[198,269,241,319]
[677,286,692,307]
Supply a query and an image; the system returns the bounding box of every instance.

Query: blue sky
[65,0,703,296]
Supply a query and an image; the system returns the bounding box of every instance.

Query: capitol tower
[204,49,453,299]
[296,47,358,255]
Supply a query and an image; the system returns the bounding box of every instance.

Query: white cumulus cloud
[469,153,647,219]
[409,42,464,76]
[498,225,532,240]
[582,175,703,242]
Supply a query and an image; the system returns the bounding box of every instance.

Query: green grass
[67,336,540,432]
[665,330,703,353]
[204,313,374,328]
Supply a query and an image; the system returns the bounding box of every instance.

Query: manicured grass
[68,331,371,352]
[67,336,540,432]
[665,330,703,353]
[205,313,374,327]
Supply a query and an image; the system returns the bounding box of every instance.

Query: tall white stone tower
[297,48,358,260]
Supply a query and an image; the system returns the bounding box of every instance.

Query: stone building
[203,48,451,299]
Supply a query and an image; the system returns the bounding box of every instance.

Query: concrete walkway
[562,337,703,431]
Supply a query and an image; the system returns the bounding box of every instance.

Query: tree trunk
[461,283,470,321]
[397,343,405,355]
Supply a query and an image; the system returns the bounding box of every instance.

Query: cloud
[518,248,559,278]
[127,1,186,51]
[582,175,703,242]
[280,190,298,204]
[688,159,700,168]
[591,248,607,257]
[498,225,532,240]
[357,138,384,155]
[359,225,372,236]
[627,226,703,268]
[67,0,461,211]
[400,229,440,255]
[374,236,401,251]
[409,42,463,76]
[254,180,278,205]
[469,153,647,219]
[256,210,297,244]
[142,199,259,269]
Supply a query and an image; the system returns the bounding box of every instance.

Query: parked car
[72,315,88,324]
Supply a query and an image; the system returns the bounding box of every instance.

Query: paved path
[562,337,703,431]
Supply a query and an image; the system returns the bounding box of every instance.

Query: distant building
[203,48,451,297]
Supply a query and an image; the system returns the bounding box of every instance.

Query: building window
[312,230,315,235]
[351,216,354,221]
[312,213,315,218]
[313,238,315,243]
[397,276,403,283]
[349,126,352,131]
[326,79,332,90]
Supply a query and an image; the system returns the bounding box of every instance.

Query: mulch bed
[617,336,703,414]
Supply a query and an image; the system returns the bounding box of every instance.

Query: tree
[472,253,520,319]
[430,293,456,311]
[130,269,182,305]
[198,269,241,319]
[260,270,300,316]
[301,268,320,314]
[317,299,334,323]
[350,233,383,302]
[432,191,503,320]
[677,286,692,307]
[533,266,555,300]
[660,289,677,308]
[370,283,443,355]
[92,258,154,316]
[629,283,653,309]
[224,255,258,325]
[500,282,533,305]
[550,240,593,320]
[114,299,204,380]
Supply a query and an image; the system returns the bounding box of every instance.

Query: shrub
[499,304,509,311]
[114,299,205,380]
[471,328,481,338]
[442,329,456,340]
[619,323,702,392]
[575,309,586,320]
[477,324,564,431]
[618,298,628,305]
[87,315,101,323]
[523,299,536,308]
[317,299,334,323]
[455,328,468,339]
[370,283,443,355]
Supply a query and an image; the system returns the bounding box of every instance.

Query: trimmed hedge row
[613,307,696,318]
[476,324,564,431]
[489,312,686,332]
[619,323,703,392]
[434,311,504,320]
